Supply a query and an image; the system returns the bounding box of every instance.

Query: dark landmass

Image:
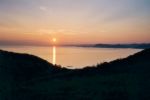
[94,43,150,49]
[63,43,150,49]
[0,49,150,100]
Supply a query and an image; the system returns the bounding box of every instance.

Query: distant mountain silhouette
[62,43,150,49]
[94,43,150,49]
[0,49,150,100]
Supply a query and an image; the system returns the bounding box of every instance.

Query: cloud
[39,6,47,11]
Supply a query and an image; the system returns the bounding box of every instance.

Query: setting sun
[52,38,57,42]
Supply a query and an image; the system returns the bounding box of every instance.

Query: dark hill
[0,49,150,100]
[0,50,66,82]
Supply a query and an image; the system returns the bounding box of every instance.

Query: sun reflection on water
[52,46,56,65]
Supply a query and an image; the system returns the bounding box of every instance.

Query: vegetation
[0,49,150,100]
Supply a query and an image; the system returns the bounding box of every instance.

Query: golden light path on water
[52,46,56,65]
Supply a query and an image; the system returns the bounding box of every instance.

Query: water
[0,46,142,69]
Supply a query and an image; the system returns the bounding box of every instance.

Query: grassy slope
[0,49,150,100]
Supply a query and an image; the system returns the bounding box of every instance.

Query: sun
[52,38,57,42]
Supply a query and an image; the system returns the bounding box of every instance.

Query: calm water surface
[0,46,142,69]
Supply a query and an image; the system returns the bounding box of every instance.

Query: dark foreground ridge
[0,49,150,100]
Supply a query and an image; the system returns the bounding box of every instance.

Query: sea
[0,46,142,69]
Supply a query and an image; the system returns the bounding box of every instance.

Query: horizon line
[0,43,150,47]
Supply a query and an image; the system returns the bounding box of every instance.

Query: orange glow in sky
[0,0,150,46]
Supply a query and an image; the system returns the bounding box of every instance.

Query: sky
[0,0,150,45]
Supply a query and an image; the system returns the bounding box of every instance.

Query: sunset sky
[0,0,150,45]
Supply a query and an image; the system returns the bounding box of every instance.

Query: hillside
[0,49,150,100]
